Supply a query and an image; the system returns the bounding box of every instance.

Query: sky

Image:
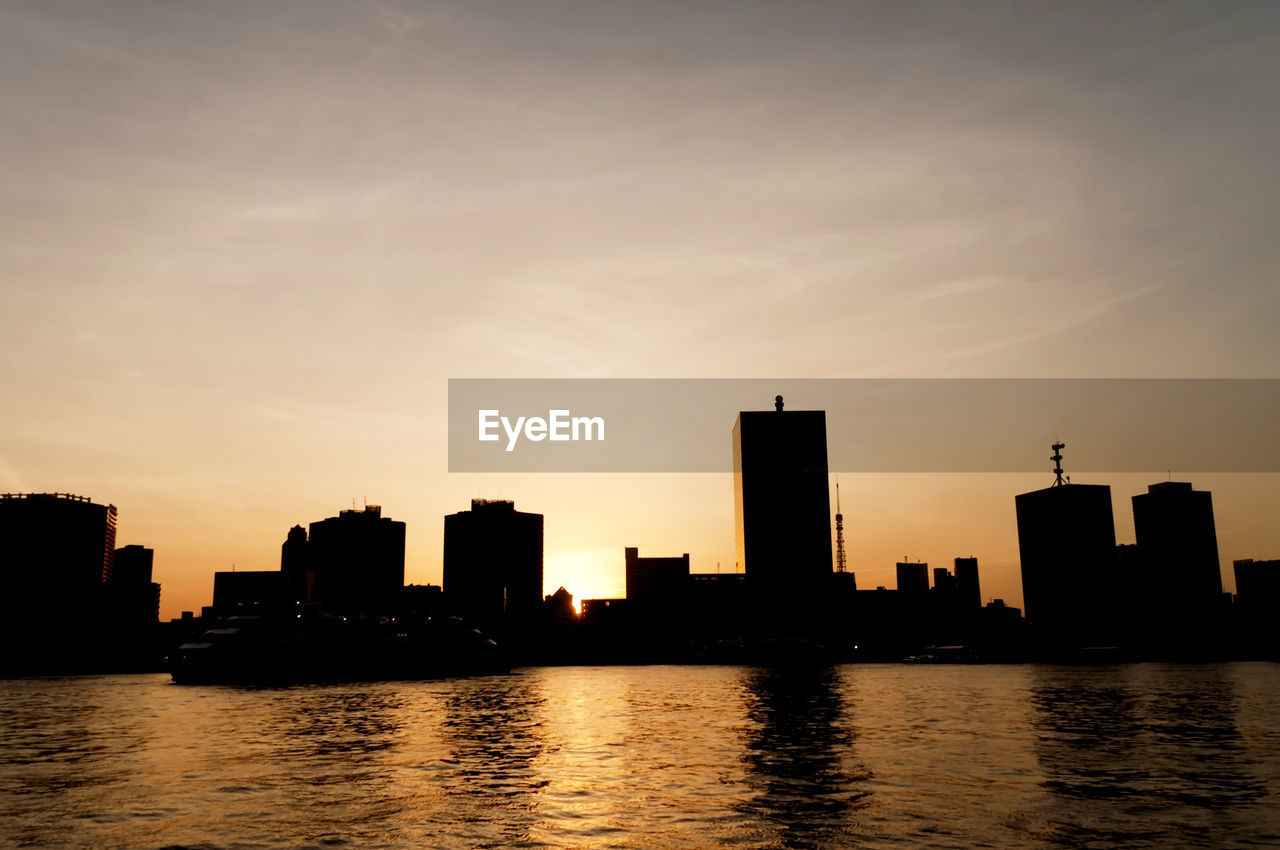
[1,1,1278,618]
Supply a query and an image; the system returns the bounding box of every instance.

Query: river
[2,663,1277,848]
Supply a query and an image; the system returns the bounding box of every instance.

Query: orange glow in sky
[2,3,1279,618]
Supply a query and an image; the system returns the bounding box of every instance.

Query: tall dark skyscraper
[0,492,118,592]
[280,523,310,603]
[112,544,153,585]
[732,396,833,602]
[1233,558,1280,656]
[1132,481,1222,615]
[1015,446,1120,646]
[111,544,161,625]
[896,561,929,594]
[954,557,981,608]
[0,493,163,672]
[308,504,405,616]
[443,499,543,625]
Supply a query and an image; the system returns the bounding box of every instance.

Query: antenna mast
[1051,442,1066,487]
[834,478,848,573]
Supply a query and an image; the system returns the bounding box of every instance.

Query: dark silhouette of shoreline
[2,398,1277,680]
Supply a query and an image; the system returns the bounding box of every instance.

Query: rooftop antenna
[1051,442,1066,487]
[834,477,848,574]
[775,395,784,412]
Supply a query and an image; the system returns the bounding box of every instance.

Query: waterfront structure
[732,396,833,604]
[443,499,543,624]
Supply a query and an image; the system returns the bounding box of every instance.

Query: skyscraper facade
[954,556,981,609]
[624,547,690,606]
[0,493,128,671]
[307,505,405,616]
[732,396,832,603]
[1015,482,1120,646]
[1131,481,1222,614]
[0,492,118,592]
[443,499,543,625]
[896,561,929,594]
[280,523,310,603]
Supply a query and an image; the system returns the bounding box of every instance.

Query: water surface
[2,664,1277,848]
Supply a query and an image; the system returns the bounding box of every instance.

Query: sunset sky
[2,1,1278,618]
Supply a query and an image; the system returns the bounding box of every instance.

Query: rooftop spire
[1051,442,1066,487]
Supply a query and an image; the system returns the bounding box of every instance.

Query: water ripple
[0,664,1277,848]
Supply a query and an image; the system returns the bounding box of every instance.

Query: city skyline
[10,403,1278,670]
[2,1,1279,618]
[7,448,1280,621]
[7,457,1276,624]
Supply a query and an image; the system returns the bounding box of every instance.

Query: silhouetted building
[688,572,751,638]
[113,544,152,585]
[443,499,543,625]
[982,598,1023,626]
[733,396,833,608]
[545,586,576,619]
[581,598,625,621]
[1234,559,1280,615]
[212,570,290,616]
[1015,480,1121,649]
[625,547,690,605]
[932,567,957,597]
[0,494,174,671]
[896,561,929,594]
[954,557,981,608]
[1,492,118,590]
[111,544,161,625]
[1132,481,1222,618]
[308,505,406,616]
[280,523,310,603]
[1232,558,1280,658]
[1,493,121,670]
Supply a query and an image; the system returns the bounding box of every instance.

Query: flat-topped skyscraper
[954,557,981,609]
[1132,481,1222,612]
[897,561,929,594]
[308,504,405,616]
[732,395,832,604]
[444,499,543,625]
